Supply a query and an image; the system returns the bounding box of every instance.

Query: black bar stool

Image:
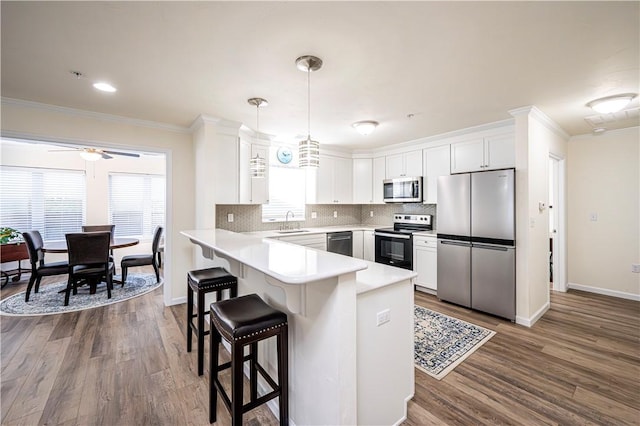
[209,294,288,426]
[187,267,238,376]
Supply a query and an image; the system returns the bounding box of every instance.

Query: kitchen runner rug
[414,305,495,380]
[0,273,161,316]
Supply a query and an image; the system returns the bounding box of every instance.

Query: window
[109,173,165,238]
[0,166,86,241]
[262,146,305,223]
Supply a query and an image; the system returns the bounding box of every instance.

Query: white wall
[511,106,569,326]
[1,100,195,305]
[567,127,640,299]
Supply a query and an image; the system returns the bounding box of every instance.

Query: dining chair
[64,231,115,306]
[82,225,115,256]
[82,224,115,234]
[22,230,69,302]
[120,226,163,284]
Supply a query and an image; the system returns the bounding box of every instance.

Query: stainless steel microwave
[383,176,423,203]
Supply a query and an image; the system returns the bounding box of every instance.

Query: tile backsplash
[216,203,437,232]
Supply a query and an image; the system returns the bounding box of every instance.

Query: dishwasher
[326,231,353,257]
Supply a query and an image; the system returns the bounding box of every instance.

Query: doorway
[549,155,566,292]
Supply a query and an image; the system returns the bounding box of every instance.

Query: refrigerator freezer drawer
[471,245,515,321]
[437,239,471,307]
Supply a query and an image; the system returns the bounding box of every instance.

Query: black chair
[22,230,69,303]
[82,225,115,256]
[120,226,163,285]
[64,231,115,306]
[82,224,115,234]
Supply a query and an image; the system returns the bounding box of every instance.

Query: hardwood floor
[407,290,640,426]
[1,270,639,425]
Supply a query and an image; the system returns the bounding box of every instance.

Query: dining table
[43,237,139,291]
[43,237,140,253]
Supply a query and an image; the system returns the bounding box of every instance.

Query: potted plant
[1,227,28,286]
[0,227,22,245]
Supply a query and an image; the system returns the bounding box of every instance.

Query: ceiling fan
[50,147,141,161]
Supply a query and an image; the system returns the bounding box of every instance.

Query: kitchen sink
[276,229,309,234]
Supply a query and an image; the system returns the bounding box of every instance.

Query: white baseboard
[568,282,640,301]
[516,301,550,327]
[392,394,414,426]
[168,296,187,306]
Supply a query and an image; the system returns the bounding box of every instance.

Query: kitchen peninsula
[181,229,416,425]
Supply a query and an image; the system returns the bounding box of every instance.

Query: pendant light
[247,97,268,178]
[296,55,323,168]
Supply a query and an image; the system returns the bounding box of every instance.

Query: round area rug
[0,273,162,316]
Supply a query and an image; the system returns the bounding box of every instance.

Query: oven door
[374,232,413,270]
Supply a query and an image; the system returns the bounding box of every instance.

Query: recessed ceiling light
[352,120,379,136]
[93,82,117,93]
[586,93,636,114]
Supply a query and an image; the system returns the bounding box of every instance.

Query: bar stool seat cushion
[211,294,287,341]
[188,267,236,291]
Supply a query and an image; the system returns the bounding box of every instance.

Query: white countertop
[243,224,378,239]
[181,229,368,285]
[181,228,416,291]
[412,230,438,237]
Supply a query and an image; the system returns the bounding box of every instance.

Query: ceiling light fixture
[93,82,117,93]
[79,148,103,161]
[586,93,636,114]
[352,120,379,136]
[296,55,323,168]
[247,97,268,178]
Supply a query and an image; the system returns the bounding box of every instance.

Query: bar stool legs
[186,267,238,376]
[209,294,288,425]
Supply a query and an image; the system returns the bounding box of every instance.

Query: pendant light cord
[307,67,311,138]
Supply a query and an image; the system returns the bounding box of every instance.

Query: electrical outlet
[370,210,374,217]
[311,211,317,219]
[632,264,640,273]
[333,211,338,218]
[589,212,598,222]
[376,309,390,326]
[227,213,234,223]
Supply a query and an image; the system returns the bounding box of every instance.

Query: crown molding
[509,105,570,140]
[1,97,191,134]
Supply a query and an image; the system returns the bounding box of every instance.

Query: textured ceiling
[2,1,638,149]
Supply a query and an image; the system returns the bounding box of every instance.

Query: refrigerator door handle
[472,243,510,251]
[440,240,471,247]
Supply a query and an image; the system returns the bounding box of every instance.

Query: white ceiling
[2,1,638,150]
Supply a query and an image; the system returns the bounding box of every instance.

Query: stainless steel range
[374,214,433,270]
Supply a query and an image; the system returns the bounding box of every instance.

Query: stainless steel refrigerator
[437,168,515,321]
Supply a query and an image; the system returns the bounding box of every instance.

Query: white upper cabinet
[423,145,450,204]
[372,156,386,204]
[315,155,353,204]
[385,150,423,179]
[450,132,514,174]
[353,158,373,204]
[238,139,269,204]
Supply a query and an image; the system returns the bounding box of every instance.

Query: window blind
[108,173,165,238]
[262,164,306,223]
[0,166,86,241]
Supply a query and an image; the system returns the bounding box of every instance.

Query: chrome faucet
[280,210,298,231]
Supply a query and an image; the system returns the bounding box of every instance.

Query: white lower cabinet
[413,235,437,291]
[363,230,375,262]
[277,233,327,251]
